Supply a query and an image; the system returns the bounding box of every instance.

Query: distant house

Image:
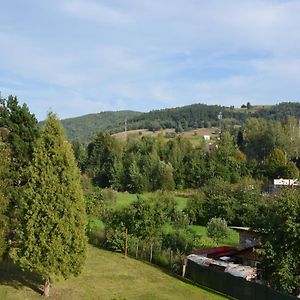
[203,135,210,141]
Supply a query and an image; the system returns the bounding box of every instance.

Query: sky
[0,0,300,120]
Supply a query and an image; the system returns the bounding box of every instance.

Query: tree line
[75,116,300,193]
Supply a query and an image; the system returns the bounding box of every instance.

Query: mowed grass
[0,245,227,300]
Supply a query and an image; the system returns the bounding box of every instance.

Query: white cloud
[1,0,300,119]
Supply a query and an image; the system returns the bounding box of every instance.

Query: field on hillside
[0,245,227,300]
[112,127,217,146]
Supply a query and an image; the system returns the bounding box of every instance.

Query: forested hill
[57,110,142,142]
[53,102,300,142]
[122,102,300,132]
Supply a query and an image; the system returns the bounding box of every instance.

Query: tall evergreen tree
[0,138,11,259]
[11,114,87,296]
[0,96,39,245]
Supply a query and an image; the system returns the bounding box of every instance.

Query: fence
[186,259,297,300]
[126,239,185,274]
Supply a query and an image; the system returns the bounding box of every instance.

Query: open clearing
[112,127,217,145]
[0,245,227,300]
[115,192,188,210]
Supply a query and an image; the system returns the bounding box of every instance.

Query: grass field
[115,192,188,210]
[0,245,227,300]
[112,127,217,146]
[189,225,239,247]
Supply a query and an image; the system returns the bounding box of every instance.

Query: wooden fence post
[135,240,139,259]
[150,243,153,263]
[125,228,128,258]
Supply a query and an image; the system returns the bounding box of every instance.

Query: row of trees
[74,117,300,193]
[0,96,87,296]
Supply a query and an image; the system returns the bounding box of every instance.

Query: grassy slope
[0,246,227,300]
[113,127,218,147]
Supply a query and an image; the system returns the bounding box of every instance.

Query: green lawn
[0,245,227,300]
[189,225,239,247]
[116,192,188,210]
[115,192,139,208]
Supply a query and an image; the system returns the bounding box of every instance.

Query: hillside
[123,102,300,132]
[54,102,300,142]
[0,245,226,300]
[40,110,142,143]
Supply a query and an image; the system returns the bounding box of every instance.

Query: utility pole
[218,112,222,135]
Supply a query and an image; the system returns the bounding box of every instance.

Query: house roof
[192,246,237,258]
[230,226,251,232]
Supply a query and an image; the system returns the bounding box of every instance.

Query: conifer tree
[0,139,11,259]
[0,96,39,246]
[11,113,87,297]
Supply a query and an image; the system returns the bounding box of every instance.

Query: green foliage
[72,139,88,170]
[206,218,229,242]
[43,110,142,142]
[85,187,117,218]
[184,192,205,225]
[11,114,87,281]
[0,140,10,259]
[157,161,175,191]
[162,228,195,254]
[202,178,235,224]
[231,178,265,226]
[243,118,288,161]
[0,96,39,175]
[87,132,124,188]
[253,189,300,296]
[0,96,39,255]
[265,148,299,179]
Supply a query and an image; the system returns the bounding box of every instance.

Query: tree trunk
[43,280,50,297]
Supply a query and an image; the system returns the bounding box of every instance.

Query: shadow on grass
[0,258,43,295]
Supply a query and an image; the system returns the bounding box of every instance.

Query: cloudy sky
[0,0,300,120]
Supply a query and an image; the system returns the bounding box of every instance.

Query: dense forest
[1,96,300,297]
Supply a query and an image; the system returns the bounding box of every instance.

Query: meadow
[0,245,227,300]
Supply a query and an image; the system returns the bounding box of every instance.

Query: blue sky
[0,0,300,120]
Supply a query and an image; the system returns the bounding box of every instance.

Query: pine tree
[11,114,87,297]
[0,139,11,259]
[0,96,39,245]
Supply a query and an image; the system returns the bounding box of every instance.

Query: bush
[88,229,105,247]
[153,251,170,269]
[206,217,229,242]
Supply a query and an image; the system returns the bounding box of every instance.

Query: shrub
[206,217,229,242]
